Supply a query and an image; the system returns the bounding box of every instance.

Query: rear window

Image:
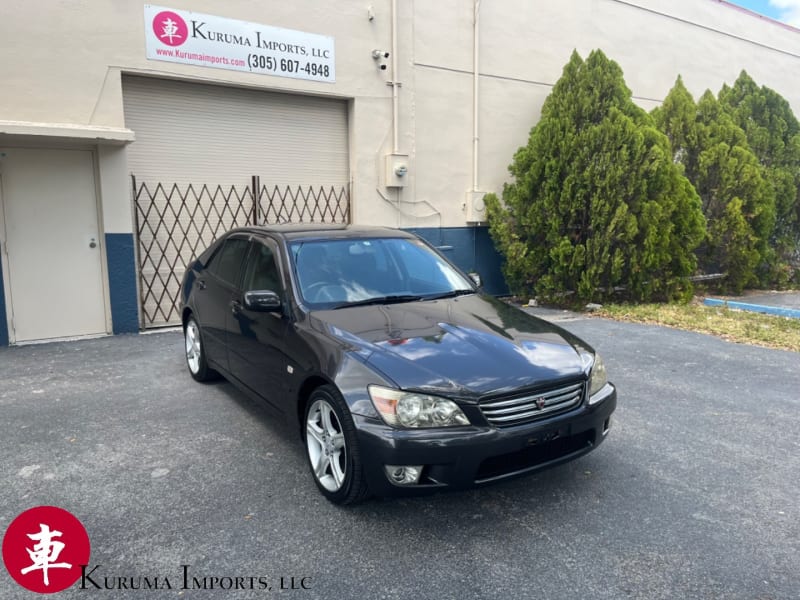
[208,238,249,286]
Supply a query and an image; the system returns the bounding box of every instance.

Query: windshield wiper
[333,294,423,309]
[425,289,475,300]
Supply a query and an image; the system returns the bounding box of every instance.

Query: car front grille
[479,380,585,427]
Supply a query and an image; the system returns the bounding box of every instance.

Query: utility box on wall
[465,190,487,223]
[383,153,409,188]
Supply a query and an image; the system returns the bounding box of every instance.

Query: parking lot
[1,314,798,599]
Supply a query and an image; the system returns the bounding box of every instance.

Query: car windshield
[289,237,475,309]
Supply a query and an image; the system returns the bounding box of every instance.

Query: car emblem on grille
[535,397,546,409]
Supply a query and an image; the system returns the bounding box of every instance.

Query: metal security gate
[133,176,349,328]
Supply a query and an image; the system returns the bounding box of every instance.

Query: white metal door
[0,148,107,342]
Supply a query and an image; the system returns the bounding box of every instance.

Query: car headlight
[368,385,469,428]
[588,353,608,398]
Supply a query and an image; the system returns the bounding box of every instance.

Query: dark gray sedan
[180,225,616,504]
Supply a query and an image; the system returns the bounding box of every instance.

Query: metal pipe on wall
[391,0,399,154]
[473,0,481,192]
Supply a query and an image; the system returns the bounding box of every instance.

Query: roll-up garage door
[122,75,349,327]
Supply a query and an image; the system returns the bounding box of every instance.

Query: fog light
[385,465,423,485]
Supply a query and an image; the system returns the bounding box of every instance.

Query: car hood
[310,295,592,400]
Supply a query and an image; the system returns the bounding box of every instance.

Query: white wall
[1,0,798,229]
[413,0,800,225]
[0,0,402,232]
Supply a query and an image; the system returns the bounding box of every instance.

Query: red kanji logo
[2,506,90,593]
[152,10,188,47]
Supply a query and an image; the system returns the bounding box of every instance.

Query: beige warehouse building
[1,0,798,345]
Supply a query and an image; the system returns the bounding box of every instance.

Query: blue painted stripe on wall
[0,256,8,346]
[403,226,509,296]
[105,233,140,334]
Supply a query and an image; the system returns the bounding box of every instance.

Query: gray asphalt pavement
[1,316,798,599]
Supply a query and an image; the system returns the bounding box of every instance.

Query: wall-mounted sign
[144,5,335,83]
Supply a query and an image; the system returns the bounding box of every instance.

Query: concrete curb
[703,298,800,319]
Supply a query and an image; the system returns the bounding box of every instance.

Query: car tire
[184,316,219,382]
[304,385,370,505]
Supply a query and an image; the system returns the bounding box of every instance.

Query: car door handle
[230,300,242,315]
[197,279,207,290]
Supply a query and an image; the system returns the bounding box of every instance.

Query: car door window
[208,238,249,286]
[241,242,281,292]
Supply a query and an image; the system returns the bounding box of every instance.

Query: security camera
[372,49,390,72]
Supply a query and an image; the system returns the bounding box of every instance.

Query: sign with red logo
[144,5,336,83]
[2,506,91,594]
[151,10,189,47]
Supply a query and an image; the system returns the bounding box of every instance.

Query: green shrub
[653,79,775,293]
[719,71,800,282]
[486,50,704,305]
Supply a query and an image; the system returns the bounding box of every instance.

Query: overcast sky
[727,0,800,27]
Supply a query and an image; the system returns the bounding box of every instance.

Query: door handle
[230,300,242,315]
[197,280,207,290]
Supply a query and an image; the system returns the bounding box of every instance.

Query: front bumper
[354,383,616,497]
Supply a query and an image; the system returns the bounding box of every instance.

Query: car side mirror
[244,290,282,312]
[468,272,482,288]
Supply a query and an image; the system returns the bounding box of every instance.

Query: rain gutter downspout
[473,0,481,192]
[392,0,400,154]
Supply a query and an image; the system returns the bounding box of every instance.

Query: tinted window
[208,238,249,286]
[242,243,281,292]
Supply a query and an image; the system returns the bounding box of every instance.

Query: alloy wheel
[306,399,347,492]
[185,319,202,375]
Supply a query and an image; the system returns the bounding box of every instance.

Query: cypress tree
[719,71,800,281]
[654,79,774,292]
[486,50,704,304]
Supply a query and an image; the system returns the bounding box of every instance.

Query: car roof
[230,224,418,242]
